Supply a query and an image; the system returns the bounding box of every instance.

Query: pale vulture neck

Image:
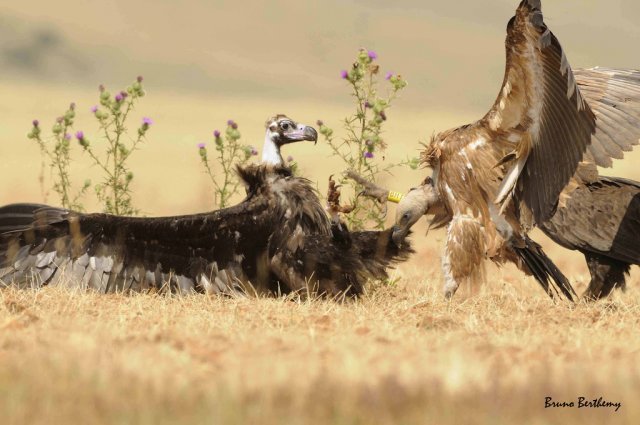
[261,131,283,166]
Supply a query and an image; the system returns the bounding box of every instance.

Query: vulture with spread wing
[0,115,412,297]
[407,1,640,300]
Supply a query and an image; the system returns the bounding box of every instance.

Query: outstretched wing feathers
[1,165,411,297]
[488,0,596,224]
[575,68,640,168]
[541,177,640,265]
[1,196,275,294]
[0,203,56,234]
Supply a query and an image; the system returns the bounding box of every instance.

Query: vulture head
[262,114,318,166]
[391,177,449,246]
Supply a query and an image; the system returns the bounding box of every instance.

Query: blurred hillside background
[0,0,638,281]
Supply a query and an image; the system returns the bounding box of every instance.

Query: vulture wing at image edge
[541,176,640,299]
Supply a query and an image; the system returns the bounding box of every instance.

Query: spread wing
[541,177,640,264]
[0,199,275,294]
[0,203,50,233]
[574,68,640,168]
[487,0,596,224]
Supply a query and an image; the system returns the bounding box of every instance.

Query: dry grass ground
[2,79,640,424]
[1,272,639,425]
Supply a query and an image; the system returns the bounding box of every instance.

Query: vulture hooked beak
[262,114,319,166]
[392,179,443,246]
[391,196,417,247]
[281,123,318,145]
[391,224,407,247]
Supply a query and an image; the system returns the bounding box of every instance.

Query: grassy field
[2,77,640,424]
[1,274,639,425]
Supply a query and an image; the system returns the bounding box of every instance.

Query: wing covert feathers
[487,1,596,224]
[1,165,410,297]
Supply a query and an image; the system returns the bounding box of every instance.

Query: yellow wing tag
[387,191,404,203]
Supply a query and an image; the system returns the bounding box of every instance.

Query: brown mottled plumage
[361,173,640,301]
[404,1,640,300]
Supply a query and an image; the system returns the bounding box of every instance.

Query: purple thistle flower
[227,119,234,126]
[363,151,374,159]
[287,155,294,162]
[385,72,393,80]
[142,117,153,126]
[316,119,324,127]
[137,76,144,83]
[365,139,373,147]
[64,133,71,141]
[340,70,348,79]
[197,142,206,149]
[90,105,98,113]
[368,50,377,60]
[75,131,84,141]
[32,119,39,127]
[251,147,258,156]
[213,130,221,138]
[115,93,123,102]
[120,91,128,99]
[364,101,371,109]
[56,116,64,124]
[379,111,387,121]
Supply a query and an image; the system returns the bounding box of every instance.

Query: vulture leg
[442,215,486,298]
[583,252,630,301]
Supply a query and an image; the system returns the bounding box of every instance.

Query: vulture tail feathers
[514,237,576,302]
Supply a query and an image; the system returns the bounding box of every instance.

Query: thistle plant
[75,77,151,216]
[27,77,150,215]
[197,120,258,208]
[27,104,90,211]
[318,49,419,230]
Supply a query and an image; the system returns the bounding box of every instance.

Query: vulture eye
[281,122,290,130]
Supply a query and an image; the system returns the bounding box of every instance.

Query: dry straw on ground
[1,268,639,425]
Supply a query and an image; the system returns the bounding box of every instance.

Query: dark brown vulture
[0,115,412,297]
[393,1,640,300]
[540,176,640,300]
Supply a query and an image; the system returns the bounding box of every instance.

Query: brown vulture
[353,171,640,301]
[383,1,640,300]
[0,115,412,297]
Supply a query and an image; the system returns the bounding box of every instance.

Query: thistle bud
[76,131,89,148]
